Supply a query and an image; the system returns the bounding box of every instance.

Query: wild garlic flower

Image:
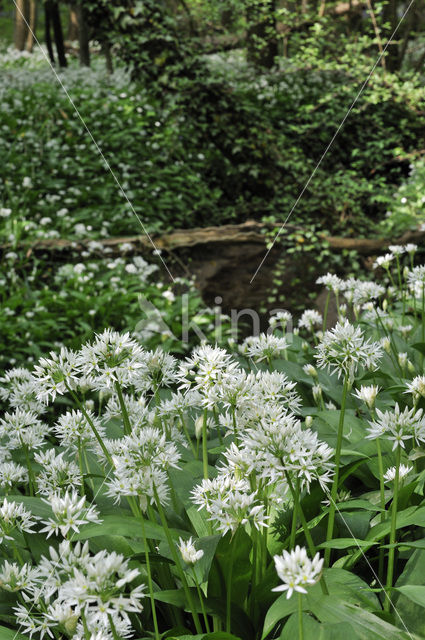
[57,550,145,620]
[389,245,405,256]
[373,254,394,270]
[157,389,202,418]
[40,490,102,538]
[0,561,39,594]
[344,279,385,305]
[405,376,425,403]
[32,347,81,403]
[14,604,56,640]
[303,364,318,378]
[405,244,417,254]
[352,385,380,410]
[384,464,412,484]
[272,546,323,599]
[77,329,148,391]
[0,409,49,450]
[177,345,239,394]
[53,409,106,451]
[34,450,81,497]
[269,310,292,330]
[244,411,334,492]
[316,273,344,292]
[240,333,288,362]
[254,371,302,413]
[0,460,28,489]
[366,404,425,450]
[142,348,178,389]
[0,367,34,400]
[298,309,323,332]
[178,536,204,565]
[0,498,39,543]
[315,320,383,382]
[191,474,268,535]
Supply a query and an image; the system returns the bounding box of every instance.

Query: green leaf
[395,585,425,608]
[307,595,418,639]
[318,538,377,550]
[0,626,28,640]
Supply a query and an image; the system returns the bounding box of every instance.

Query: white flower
[316,273,344,292]
[178,537,204,564]
[384,464,412,483]
[366,404,425,450]
[389,245,405,256]
[40,490,102,538]
[240,333,288,362]
[373,254,394,270]
[77,329,147,391]
[272,546,323,599]
[352,385,380,410]
[298,309,322,331]
[269,311,292,330]
[0,561,39,593]
[0,498,39,543]
[405,376,425,402]
[32,347,81,403]
[315,320,383,381]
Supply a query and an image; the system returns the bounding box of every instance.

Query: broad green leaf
[318,538,377,550]
[0,626,28,640]
[307,595,418,639]
[396,585,425,608]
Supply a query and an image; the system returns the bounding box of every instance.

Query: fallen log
[2,220,423,257]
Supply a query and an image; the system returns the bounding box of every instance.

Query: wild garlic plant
[1,244,425,638]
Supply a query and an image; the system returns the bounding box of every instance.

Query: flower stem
[153,486,203,633]
[384,445,401,613]
[226,528,240,633]
[108,613,122,640]
[322,291,330,332]
[140,514,160,640]
[115,381,132,435]
[289,477,300,549]
[324,376,349,568]
[298,593,304,640]
[68,386,113,467]
[202,408,209,480]
[376,438,386,582]
[192,568,210,633]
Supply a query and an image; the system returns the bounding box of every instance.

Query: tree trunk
[76,4,90,66]
[50,1,68,67]
[24,0,37,53]
[67,2,79,41]
[101,41,113,74]
[14,0,30,51]
[246,0,278,68]
[44,1,55,63]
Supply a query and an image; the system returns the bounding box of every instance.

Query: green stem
[22,442,36,497]
[115,381,132,435]
[289,477,300,549]
[68,386,113,466]
[226,528,239,633]
[193,569,210,633]
[140,514,160,640]
[80,609,91,640]
[384,445,401,613]
[202,408,209,480]
[376,438,386,583]
[324,376,349,568]
[153,486,203,633]
[77,438,85,497]
[179,410,197,458]
[322,291,330,332]
[108,613,122,640]
[298,593,304,640]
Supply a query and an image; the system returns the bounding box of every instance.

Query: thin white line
[323,489,414,639]
[11,0,175,283]
[250,0,415,284]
